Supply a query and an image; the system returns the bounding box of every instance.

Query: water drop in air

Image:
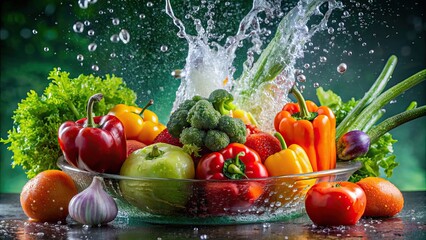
[32,29,38,34]
[110,34,120,43]
[88,29,95,36]
[320,56,327,62]
[84,20,91,26]
[369,49,374,54]
[119,29,130,44]
[73,22,84,33]
[110,53,116,58]
[112,18,120,25]
[88,43,97,51]
[337,63,347,73]
[139,14,146,19]
[92,65,99,71]
[147,2,153,7]
[297,74,306,82]
[160,45,169,52]
[78,0,89,9]
[77,54,84,61]
[44,47,49,52]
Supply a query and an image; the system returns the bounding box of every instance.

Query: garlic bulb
[68,176,118,225]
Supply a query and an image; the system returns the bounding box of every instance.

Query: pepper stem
[223,151,248,179]
[290,86,313,120]
[85,93,103,128]
[147,145,164,160]
[274,132,288,150]
[139,99,154,118]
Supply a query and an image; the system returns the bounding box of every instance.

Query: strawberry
[152,128,183,147]
[126,140,146,156]
[244,132,281,163]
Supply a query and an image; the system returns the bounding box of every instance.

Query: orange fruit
[20,170,78,222]
[356,177,404,217]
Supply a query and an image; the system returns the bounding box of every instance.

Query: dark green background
[1,0,425,193]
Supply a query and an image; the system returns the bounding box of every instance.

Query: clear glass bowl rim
[57,156,361,183]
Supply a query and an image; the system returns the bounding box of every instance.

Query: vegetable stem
[290,87,312,119]
[68,101,81,120]
[347,69,426,133]
[86,93,103,128]
[274,132,288,150]
[139,99,154,118]
[367,105,426,143]
[336,55,398,139]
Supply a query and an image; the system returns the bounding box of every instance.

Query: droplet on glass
[88,43,97,52]
[337,63,347,73]
[91,65,99,71]
[73,22,84,33]
[160,45,169,52]
[77,54,84,61]
[78,0,89,9]
[88,29,95,36]
[112,18,120,25]
[110,34,120,43]
[119,29,130,44]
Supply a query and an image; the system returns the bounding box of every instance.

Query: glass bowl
[57,157,361,225]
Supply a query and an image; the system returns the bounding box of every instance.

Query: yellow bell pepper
[264,133,313,176]
[229,109,258,126]
[108,100,166,145]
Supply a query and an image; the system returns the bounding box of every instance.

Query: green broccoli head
[208,89,237,115]
[178,99,197,111]
[167,109,190,138]
[187,100,221,129]
[204,130,230,152]
[180,127,206,148]
[217,115,247,144]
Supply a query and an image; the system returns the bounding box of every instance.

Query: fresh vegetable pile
[2,55,425,225]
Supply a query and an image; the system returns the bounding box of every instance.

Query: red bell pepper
[58,93,127,174]
[195,143,268,215]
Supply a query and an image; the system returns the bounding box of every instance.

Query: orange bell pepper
[274,87,336,172]
[108,100,166,145]
[264,133,313,176]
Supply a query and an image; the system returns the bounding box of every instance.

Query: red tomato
[305,181,366,226]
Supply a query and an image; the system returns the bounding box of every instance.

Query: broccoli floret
[192,95,207,102]
[167,109,190,138]
[187,100,221,129]
[178,99,197,111]
[204,130,230,152]
[217,115,247,144]
[180,127,206,147]
[208,89,237,115]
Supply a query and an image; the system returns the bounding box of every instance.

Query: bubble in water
[343,11,350,17]
[119,29,130,44]
[319,56,327,62]
[110,52,116,58]
[110,34,120,43]
[139,14,146,19]
[160,45,169,52]
[88,43,97,51]
[77,54,84,61]
[112,18,120,25]
[78,0,89,9]
[44,47,49,52]
[369,49,374,54]
[304,63,310,69]
[147,2,153,7]
[88,29,95,36]
[337,63,347,73]
[84,20,91,26]
[32,29,38,34]
[73,22,84,33]
[327,27,334,34]
[92,65,99,71]
[313,82,320,88]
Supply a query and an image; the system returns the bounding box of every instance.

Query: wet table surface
[1,191,425,239]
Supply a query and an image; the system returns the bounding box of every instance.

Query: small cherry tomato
[305,181,366,226]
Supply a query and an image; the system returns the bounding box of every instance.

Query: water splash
[167,0,342,131]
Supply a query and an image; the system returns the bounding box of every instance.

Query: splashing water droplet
[110,34,120,43]
[160,45,169,52]
[320,56,327,62]
[313,82,320,88]
[77,54,84,61]
[92,65,99,71]
[119,29,130,44]
[369,49,374,54]
[84,20,91,26]
[112,18,120,25]
[73,22,84,33]
[78,0,89,9]
[171,69,184,78]
[337,63,347,73]
[110,52,116,58]
[147,2,153,7]
[88,29,95,36]
[139,14,146,19]
[304,63,310,69]
[88,43,97,52]
[297,74,306,82]
[44,47,49,52]
[32,29,38,34]
[327,27,334,34]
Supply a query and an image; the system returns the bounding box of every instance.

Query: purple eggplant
[337,130,371,160]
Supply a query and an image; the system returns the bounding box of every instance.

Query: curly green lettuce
[1,69,137,178]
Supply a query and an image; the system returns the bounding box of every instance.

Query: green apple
[119,143,195,215]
